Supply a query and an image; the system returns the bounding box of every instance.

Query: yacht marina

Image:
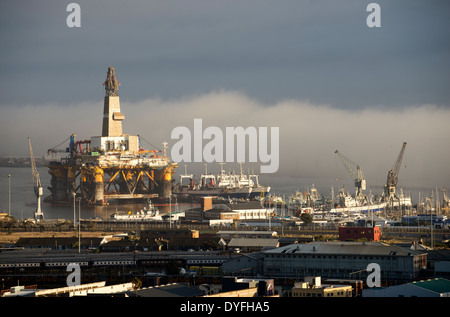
[1,163,448,233]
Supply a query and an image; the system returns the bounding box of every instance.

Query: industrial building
[219,277,275,296]
[226,238,279,253]
[291,276,353,297]
[223,241,428,283]
[262,242,427,282]
[45,67,177,205]
[183,197,273,223]
[338,226,382,241]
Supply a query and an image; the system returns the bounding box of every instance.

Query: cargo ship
[329,187,387,215]
[172,163,270,201]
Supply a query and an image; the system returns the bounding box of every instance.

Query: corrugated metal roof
[15,237,104,246]
[129,283,205,297]
[264,241,425,256]
[228,238,279,248]
[426,249,450,260]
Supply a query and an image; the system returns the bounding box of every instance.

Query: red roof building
[339,226,381,241]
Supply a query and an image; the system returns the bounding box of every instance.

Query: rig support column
[163,169,172,199]
[93,166,104,203]
[50,166,68,201]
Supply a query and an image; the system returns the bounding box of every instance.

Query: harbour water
[0,166,191,222]
[0,166,446,222]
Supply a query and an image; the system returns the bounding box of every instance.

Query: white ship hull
[330,202,387,215]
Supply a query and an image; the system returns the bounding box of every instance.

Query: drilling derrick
[103,66,120,97]
[45,67,177,205]
[102,66,124,137]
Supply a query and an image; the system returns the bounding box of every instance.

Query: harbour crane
[47,134,78,156]
[334,150,367,202]
[383,142,407,202]
[28,137,44,222]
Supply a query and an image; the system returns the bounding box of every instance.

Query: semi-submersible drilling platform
[45,67,177,205]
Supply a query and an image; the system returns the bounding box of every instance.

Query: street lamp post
[169,194,172,229]
[73,192,76,230]
[78,198,81,253]
[8,174,11,216]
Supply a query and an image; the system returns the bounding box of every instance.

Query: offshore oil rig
[45,66,177,205]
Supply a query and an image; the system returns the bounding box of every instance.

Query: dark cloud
[0,1,449,192]
[0,1,449,108]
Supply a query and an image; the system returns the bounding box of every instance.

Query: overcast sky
[0,1,449,190]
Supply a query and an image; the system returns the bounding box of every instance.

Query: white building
[183,200,273,222]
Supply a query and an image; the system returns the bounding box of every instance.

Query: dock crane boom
[334,150,366,200]
[28,137,44,222]
[384,142,407,201]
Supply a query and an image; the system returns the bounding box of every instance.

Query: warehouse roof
[15,237,105,247]
[227,201,266,210]
[126,283,205,297]
[264,241,426,256]
[228,238,279,248]
[409,278,450,294]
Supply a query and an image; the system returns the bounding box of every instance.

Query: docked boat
[172,164,271,200]
[110,200,163,221]
[329,202,387,215]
